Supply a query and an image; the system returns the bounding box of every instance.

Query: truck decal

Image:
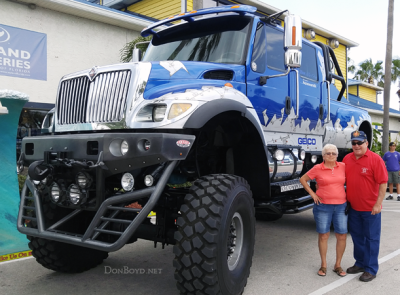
[159,60,188,76]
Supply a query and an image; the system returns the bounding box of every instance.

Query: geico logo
[298,138,316,145]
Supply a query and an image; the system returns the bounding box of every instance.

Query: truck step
[270,179,306,193]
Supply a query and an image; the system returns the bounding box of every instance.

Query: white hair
[322,144,338,156]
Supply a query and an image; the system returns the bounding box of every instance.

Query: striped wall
[127,0,193,20]
[349,85,358,96]
[349,85,377,103]
[359,86,377,103]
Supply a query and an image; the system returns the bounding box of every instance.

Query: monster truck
[17,5,371,295]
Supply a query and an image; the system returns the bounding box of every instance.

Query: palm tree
[120,35,152,63]
[382,0,394,154]
[353,58,384,85]
[347,57,356,74]
[392,59,400,81]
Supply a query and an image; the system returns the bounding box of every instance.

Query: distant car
[280,155,294,165]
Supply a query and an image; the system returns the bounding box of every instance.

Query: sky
[260,0,400,109]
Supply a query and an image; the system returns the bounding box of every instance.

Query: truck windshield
[143,15,252,64]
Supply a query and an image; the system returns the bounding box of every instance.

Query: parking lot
[1,193,400,295]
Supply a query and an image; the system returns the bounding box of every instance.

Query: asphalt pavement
[1,192,400,295]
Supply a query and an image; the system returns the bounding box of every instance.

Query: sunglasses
[351,141,366,146]
[325,152,337,156]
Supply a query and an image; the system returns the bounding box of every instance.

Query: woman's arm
[299,174,322,204]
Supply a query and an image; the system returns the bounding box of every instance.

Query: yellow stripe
[359,86,377,103]
[128,0,181,20]
[0,250,32,263]
[349,85,358,96]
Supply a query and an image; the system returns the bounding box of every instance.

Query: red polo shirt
[306,161,346,204]
[343,149,388,211]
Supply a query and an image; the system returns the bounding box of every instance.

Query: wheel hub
[227,212,243,270]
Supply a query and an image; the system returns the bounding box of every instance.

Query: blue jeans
[348,208,381,275]
[313,202,348,234]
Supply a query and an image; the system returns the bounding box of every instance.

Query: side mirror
[284,14,302,68]
[131,48,142,63]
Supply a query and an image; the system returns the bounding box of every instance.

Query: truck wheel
[28,237,108,273]
[173,174,255,295]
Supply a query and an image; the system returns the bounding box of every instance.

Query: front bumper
[17,161,178,252]
[21,132,195,174]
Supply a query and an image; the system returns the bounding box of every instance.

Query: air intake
[203,70,234,81]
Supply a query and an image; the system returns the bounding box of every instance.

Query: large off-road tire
[173,174,255,295]
[28,237,108,273]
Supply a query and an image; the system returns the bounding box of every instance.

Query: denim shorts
[313,202,348,234]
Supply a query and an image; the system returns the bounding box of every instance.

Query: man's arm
[372,183,387,215]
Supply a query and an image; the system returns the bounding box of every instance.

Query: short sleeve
[382,153,387,161]
[306,164,319,180]
[374,155,389,184]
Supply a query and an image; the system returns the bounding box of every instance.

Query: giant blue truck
[17,5,372,295]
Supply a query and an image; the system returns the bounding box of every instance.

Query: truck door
[247,23,322,145]
[296,42,325,135]
[247,23,290,142]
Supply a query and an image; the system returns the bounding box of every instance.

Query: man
[343,130,388,282]
[382,142,400,200]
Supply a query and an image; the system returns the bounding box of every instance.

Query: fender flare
[183,99,266,145]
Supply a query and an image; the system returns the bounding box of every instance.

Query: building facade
[0,0,152,105]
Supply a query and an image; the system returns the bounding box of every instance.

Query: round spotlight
[121,140,129,155]
[144,140,151,151]
[51,182,62,203]
[76,172,92,189]
[311,155,318,163]
[144,175,154,187]
[299,149,306,160]
[273,149,285,161]
[68,184,83,205]
[121,173,134,191]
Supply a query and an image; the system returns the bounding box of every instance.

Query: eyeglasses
[351,141,366,146]
[325,152,337,156]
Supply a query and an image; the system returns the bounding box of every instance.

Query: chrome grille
[57,70,131,124]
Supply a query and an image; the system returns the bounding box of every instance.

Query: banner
[0,24,47,81]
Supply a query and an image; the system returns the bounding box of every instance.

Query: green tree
[347,57,356,74]
[392,58,400,81]
[120,35,152,63]
[371,122,383,155]
[353,58,384,85]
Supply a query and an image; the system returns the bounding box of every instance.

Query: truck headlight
[168,103,191,120]
[110,139,129,157]
[121,173,134,191]
[273,149,284,161]
[153,105,167,122]
[68,184,83,205]
[299,149,306,160]
[51,182,62,203]
[121,140,129,155]
[136,104,167,122]
[76,172,92,189]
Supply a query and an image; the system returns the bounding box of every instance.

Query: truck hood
[143,61,246,100]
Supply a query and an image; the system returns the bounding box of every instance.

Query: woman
[299,144,347,277]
